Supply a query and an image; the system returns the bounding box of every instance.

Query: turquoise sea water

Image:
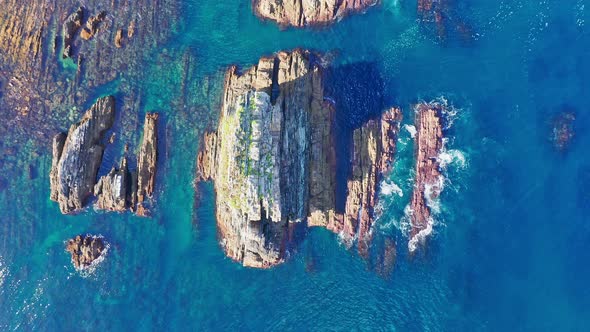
[1,0,590,330]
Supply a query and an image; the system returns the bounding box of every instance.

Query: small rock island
[65,235,107,270]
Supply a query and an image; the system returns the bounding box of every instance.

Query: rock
[551,110,575,151]
[65,235,107,270]
[408,103,444,253]
[50,96,115,214]
[376,238,396,278]
[197,50,402,267]
[135,113,158,217]
[80,11,106,41]
[253,0,379,27]
[114,29,124,48]
[94,157,130,212]
[62,7,84,58]
[328,107,402,258]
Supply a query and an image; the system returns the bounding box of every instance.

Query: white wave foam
[404,124,417,138]
[437,149,467,169]
[0,257,7,288]
[381,180,403,197]
[408,217,434,253]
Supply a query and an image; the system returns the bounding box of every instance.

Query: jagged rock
[253,0,379,27]
[327,107,402,258]
[50,96,115,214]
[551,110,575,151]
[65,235,106,270]
[408,103,444,253]
[80,11,106,41]
[94,157,130,212]
[63,7,84,58]
[49,133,67,201]
[135,113,158,217]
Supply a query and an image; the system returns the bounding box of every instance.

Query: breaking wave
[0,256,7,289]
[381,180,403,197]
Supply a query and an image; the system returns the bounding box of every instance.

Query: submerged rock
[135,113,158,217]
[50,96,115,214]
[417,0,474,42]
[65,235,107,270]
[253,0,379,27]
[551,111,575,151]
[408,103,444,253]
[197,50,402,268]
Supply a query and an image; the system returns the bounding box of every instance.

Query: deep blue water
[1,0,590,330]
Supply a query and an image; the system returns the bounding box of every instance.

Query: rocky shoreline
[253,0,379,28]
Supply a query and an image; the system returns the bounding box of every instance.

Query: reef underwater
[0,0,589,330]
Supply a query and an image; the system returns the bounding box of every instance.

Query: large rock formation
[62,7,84,58]
[253,0,379,27]
[50,96,115,214]
[196,50,402,268]
[65,235,107,270]
[408,103,444,253]
[94,157,131,212]
[135,113,159,216]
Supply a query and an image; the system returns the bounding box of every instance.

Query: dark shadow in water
[325,62,385,212]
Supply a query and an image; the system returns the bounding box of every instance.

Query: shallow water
[1,0,590,330]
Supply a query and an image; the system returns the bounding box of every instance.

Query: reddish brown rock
[114,29,124,48]
[253,0,379,28]
[65,235,107,270]
[408,103,444,253]
[135,113,158,217]
[94,157,130,212]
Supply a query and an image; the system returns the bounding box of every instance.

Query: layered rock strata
[65,235,107,270]
[408,103,444,253]
[197,50,402,267]
[50,96,115,214]
[253,0,379,27]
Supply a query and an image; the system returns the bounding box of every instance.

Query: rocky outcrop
[135,113,158,217]
[50,96,115,214]
[327,107,402,258]
[253,0,379,27]
[408,103,444,253]
[65,235,107,270]
[197,50,402,267]
[62,7,84,58]
[551,110,575,151]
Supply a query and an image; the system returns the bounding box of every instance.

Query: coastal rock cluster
[253,0,379,27]
[65,235,107,270]
[196,50,443,268]
[50,96,159,215]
